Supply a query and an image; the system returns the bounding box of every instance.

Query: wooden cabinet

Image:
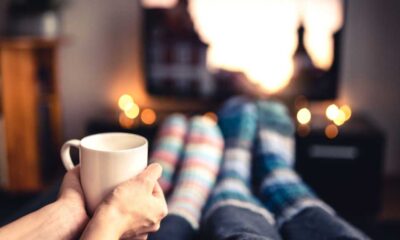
[0,38,62,192]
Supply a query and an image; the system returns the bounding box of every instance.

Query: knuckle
[144,216,158,227]
[111,186,125,198]
[137,235,148,240]
[150,223,160,232]
[152,163,162,173]
[140,176,154,187]
[149,217,158,225]
[160,205,168,218]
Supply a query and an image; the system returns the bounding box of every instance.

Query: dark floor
[0,179,400,239]
[0,180,61,226]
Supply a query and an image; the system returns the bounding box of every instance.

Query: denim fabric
[200,206,282,240]
[148,215,196,240]
[281,207,370,240]
[150,206,369,240]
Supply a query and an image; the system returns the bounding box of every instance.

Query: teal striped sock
[150,114,188,194]
[204,97,274,224]
[168,116,224,229]
[256,100,333,227]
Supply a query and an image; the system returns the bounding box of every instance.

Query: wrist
[55,199,89,239]
[81,205,128,240]
[96,204,130,236]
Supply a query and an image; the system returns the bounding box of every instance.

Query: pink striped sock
[168,116,224,229]
[150,114,188,194]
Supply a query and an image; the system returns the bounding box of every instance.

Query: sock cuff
[276,198,335,227]
[256,100,295,137]
[261,168,301,187]
[203,199,275,225]
[166,115,224,231]
[224,148,251,161]
[156,114,188,136]
[257,129,295,166]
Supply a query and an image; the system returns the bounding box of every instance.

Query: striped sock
[168,116,224,229]
[256,100,333,227]
[204,97,274,225]
[150,114,188,194]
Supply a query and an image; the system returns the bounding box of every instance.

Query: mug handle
[61,139,81,170]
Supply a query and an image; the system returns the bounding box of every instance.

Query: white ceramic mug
[60,132,148,214]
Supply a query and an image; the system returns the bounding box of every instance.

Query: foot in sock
[167,116,224,229]
[256,100,333,226]
[150,114,188,194]
[204,97,274,224]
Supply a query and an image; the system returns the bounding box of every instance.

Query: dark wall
[340,0,400,177]
[0,0,10,34]
[1,0,398,177]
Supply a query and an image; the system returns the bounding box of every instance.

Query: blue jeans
[149,206,369,240]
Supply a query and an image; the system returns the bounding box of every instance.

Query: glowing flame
[141,0,344,93]
[142,0,177,8]
[189,0,343,93]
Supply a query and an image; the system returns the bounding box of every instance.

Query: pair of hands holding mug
[58,163,168,240]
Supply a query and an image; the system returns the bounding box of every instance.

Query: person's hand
[59,166,87,214]
[0,167,89,240]
[81,163,168,240]
[57,166,89,238]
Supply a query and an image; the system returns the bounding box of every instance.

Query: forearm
[80,205,130,240]
[80,218,120,240]
[0,199,88,240]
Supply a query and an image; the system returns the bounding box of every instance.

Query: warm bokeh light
[294,95,308,109]
[189,0,343,93]
[326,103,351,126]
[340,105,352,121]
[333,110,346,126]
[325,124,338,139]
[326,104,339,121]
[204,112,218,122]
[297,107,311,125]
[297,124,310,137]
[142,0,177,8]
[118,94,134,111]
[141,108,157,125]
[125,103,140,119]
[119,112,135,128]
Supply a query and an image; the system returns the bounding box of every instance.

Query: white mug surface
[60,132,148,214]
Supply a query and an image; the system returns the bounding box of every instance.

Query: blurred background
[0,0,399,238]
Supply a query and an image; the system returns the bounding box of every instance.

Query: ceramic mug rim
[80,132,148,153]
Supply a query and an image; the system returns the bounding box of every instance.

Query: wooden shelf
[0,37,63,192]
[0,37,66,49]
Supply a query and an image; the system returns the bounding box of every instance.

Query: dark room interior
[0,0,399,239]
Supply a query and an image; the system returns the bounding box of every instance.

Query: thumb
[137,163,163,188]
[153,181,164,198]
